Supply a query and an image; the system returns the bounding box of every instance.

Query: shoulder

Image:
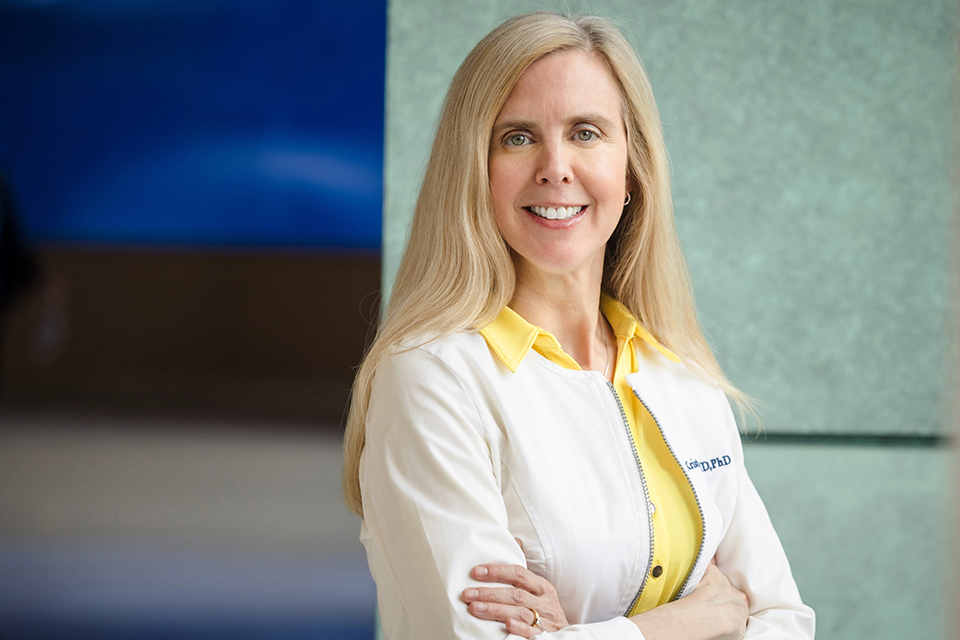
[369,330,504,425]
[628,339,736,443]
[376,330,505,388]
[632,338,724,400]
[364,332,504,476]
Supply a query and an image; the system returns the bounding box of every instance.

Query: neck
[509,258,613,377]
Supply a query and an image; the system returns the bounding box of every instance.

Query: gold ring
[531,608,542,628]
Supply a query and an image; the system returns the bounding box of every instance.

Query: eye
[506,133,530,146]
[575,129,598,142]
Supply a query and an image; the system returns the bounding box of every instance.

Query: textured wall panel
[744,443,949,640]
[635,0,955,438]
[384,0,955,436]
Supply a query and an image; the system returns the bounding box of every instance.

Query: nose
[535,139,573,185]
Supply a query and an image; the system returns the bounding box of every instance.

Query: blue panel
[0,0,386,249]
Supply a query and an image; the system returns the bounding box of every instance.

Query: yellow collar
[479,295,680,373]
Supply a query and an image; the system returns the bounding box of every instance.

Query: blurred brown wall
[1,249,380,425]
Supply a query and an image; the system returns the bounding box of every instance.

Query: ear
[624,173,636,201]
[623,177,636,207]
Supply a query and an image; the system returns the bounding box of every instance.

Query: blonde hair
[343,11,745,517]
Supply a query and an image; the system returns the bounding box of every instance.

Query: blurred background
[1,0,383,637]
[1,1,957,639]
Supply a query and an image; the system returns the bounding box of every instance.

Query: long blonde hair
[343,11,743,517]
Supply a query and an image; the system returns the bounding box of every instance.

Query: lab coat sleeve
[714,402,816,639]
[360,346,645,639]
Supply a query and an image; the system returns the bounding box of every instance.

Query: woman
[343,11,814,639]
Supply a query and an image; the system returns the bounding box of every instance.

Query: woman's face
[488,49,630,283]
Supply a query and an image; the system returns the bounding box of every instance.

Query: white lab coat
[359,330,815,639]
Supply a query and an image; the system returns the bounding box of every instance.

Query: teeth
[529,205,582,220]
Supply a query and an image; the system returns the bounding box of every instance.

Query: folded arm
[461,399,814,639]
[361,347,644,639]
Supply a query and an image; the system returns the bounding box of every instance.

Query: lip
[522,204,587,228]
[525,203,587,208]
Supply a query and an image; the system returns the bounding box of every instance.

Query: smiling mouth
[525,205,586,221]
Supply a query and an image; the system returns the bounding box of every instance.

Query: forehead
[495,49,625,124]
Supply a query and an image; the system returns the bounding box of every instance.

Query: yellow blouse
[479,296,702,613]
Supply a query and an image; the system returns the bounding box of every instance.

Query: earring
[623,192,632,206]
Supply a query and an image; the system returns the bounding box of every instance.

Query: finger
[515,537,524,551]
[471,563,547,596]
[466,600,540,629]
[462,586,538,609]
[506,616,543,638]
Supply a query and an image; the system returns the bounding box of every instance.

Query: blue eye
[576,130,597,141]
[507,134,529,146]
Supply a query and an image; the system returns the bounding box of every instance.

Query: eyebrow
[491,120,537,137]
[491,112,620,137]
[569,112,619,131]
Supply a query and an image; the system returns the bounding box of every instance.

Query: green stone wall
[380,1,957,638]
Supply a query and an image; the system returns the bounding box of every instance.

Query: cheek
[595,155,629,196]
[488,160,521,210]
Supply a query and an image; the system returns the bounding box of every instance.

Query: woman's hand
[461,562,569,637]
[631,559,749,640]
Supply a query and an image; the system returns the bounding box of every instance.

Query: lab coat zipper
[604,379,655,617]
[630,387,707,600]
